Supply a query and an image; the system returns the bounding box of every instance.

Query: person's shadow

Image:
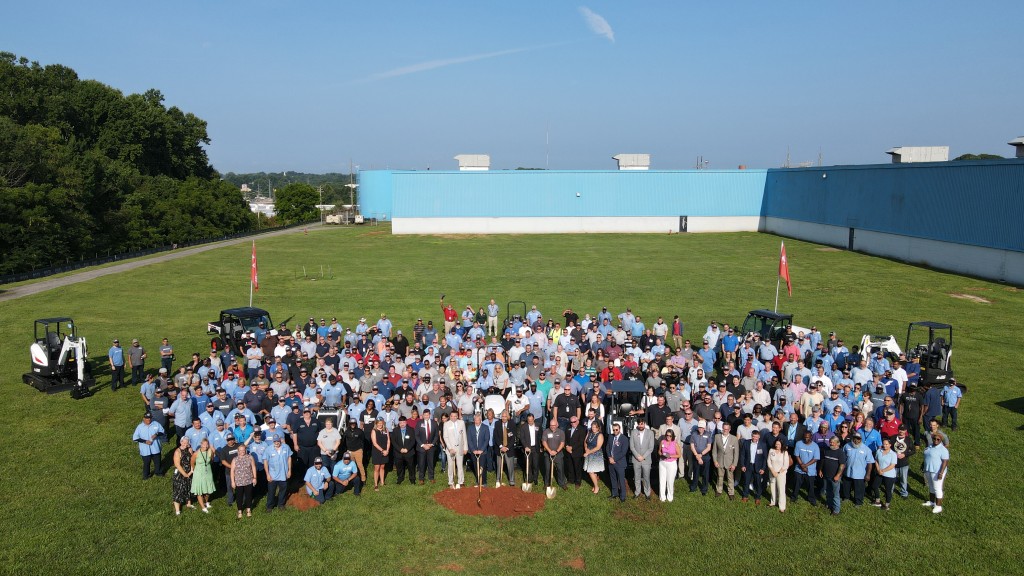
[996,396,1024,431]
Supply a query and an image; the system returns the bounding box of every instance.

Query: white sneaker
[201,507,209,514]
[932,505,943,514]
[921,501,934,507]
[455,484,461,490]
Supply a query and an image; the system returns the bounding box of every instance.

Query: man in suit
[467,413,491,487]
[782,412,806,488]
[442,409,467,488]
[565,416,586,488]
[607,422,630,502]
[518,413,541,485]
[712,421,740,499]
[390,416,417,485]
[739,429,767,503]
[492,410,518,487]
[630,419,655,499]
[415,409,439,484]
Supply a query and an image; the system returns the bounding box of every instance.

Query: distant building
[612,154,651,170]
[249,198,275,217]
[886,146,949,163]
[454,154,490,171]
[240,183,252,193]
[1009,137,1024,159]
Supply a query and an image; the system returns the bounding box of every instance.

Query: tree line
[0,52,258,275]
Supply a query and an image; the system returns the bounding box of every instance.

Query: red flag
[779,241,792,296]
[250,241,259,291]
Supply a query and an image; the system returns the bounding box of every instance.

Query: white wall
[765,217,1024,285]
[392,216,762,235]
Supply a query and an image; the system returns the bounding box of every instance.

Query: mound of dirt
[433,485,546,518]
[286,492,320,511]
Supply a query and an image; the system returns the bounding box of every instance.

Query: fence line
[0,220,317,286]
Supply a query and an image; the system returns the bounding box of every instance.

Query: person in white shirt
[703,322,721,350]
[442,410,467,488]
[890,361,908,395]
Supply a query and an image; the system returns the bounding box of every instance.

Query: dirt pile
[433,485,546,518]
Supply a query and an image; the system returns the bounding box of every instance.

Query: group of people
[129,298,958,516]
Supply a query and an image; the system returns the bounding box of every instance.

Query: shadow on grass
[995,396,1024,430]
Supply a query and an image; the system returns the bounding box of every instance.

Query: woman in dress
[171,436,193,515]
[370,418,391,490]
[658,429,681,502]
[230,443,257,518]
[582,421,605,494]
[190,438,216,513]
[767,438,791,512]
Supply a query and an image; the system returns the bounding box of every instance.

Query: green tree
[274,182,319,224]
[953,153,1004,161]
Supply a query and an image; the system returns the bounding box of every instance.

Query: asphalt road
[0,224,321,303]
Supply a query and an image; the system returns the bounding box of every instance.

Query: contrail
[579,6,614,42]
[354,42,571,84]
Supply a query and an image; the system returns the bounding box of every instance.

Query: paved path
[0,224,322,303]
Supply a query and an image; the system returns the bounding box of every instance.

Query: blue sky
[6,1,1023,172]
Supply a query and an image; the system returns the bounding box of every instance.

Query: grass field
[1,225,1022,575]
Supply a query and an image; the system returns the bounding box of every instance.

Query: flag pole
[249,240,255,307]
[774,241,782,312]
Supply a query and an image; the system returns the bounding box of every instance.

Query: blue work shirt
[249,439,268,466]
[332,460,358,481]
[941,385,962,406]
[133,421,165,456]
[169,397,193,428]
[109,346,125,367]
[304,465,331,495]
[794,440,820,475]
[184,426,209,451]
[843,442,875,479]
[264,443,293,481]
[876,449,897,478]
[860,428,882,453]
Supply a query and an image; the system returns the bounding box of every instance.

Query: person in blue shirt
[109,339,126,392]
[227,401,257,427]
[922,433,950,513]
[842,433,875,505]
[132,412,165,479]
[183,418,209,451]
[231,414,254,446]
[304,457,332,503]
[263,436,293,511]
[868,352,891,376]
[791,431,820,505]
[332,451,363,496]
[940,381,963,431]
[376,314,393,338]
[872,437,898,509]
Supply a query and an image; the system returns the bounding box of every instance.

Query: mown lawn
[1,225,1021,575]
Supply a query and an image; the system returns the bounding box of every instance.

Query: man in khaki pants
[713,422,740,499]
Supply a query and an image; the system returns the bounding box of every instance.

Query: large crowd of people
[128,297,957,517]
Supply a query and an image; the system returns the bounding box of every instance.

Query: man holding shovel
[543,418,567,497]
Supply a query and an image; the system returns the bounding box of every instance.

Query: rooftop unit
[886,146,949,163]
[1009,137,1024,159]
[612,154,651,170]
[454,154,490,171]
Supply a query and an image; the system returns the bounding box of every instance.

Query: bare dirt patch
[950,293,991,304]
[433,485,546,518]
[286,492,320,511]
[561,557,586,570]
[438,564,464,572]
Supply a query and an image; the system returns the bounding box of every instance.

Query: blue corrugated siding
[387,170,767,218]
[359,159,1024,252]
[764,160,1024,252]
[357,170,395,219]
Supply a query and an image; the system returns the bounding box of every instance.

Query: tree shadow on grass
[995,396,1024,431]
